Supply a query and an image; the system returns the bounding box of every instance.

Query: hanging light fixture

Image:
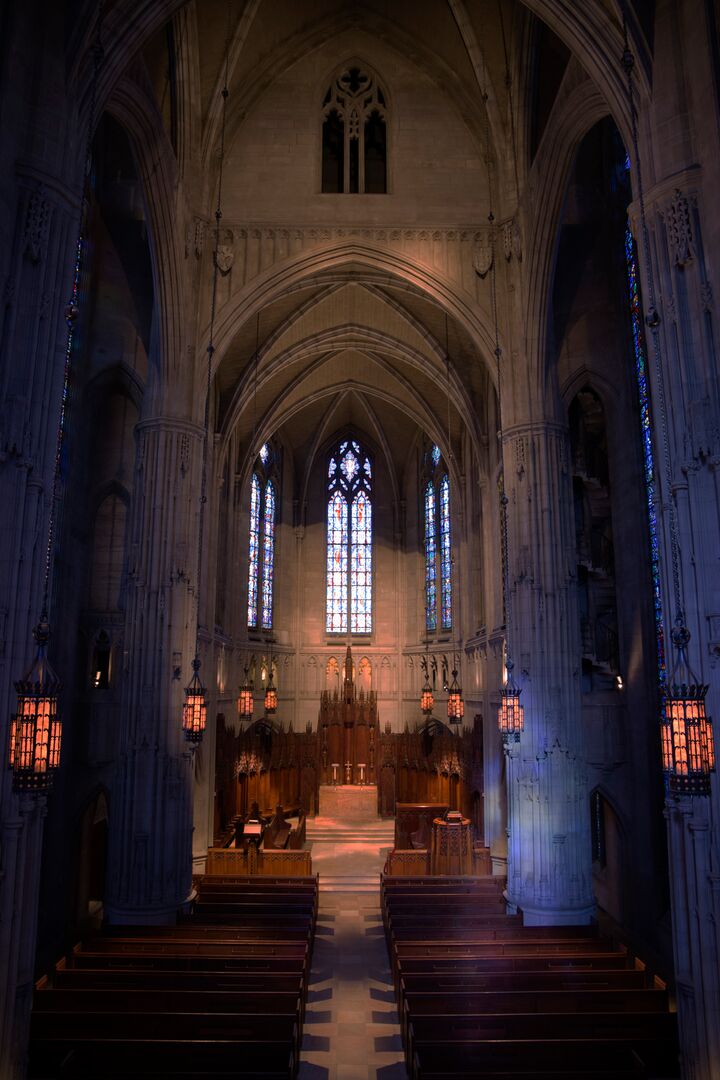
[447,658,464,724]
[8,24,105,793]
[498,657,524,741]
[264,645,278,716]
[182,657,207,743]
[620,4,715,794]
[9,621,62,791]
[237,662,254,722]
[182,21,231,744]
[420,656,434,716]
[488,199,523,739]
[660,624,715,795]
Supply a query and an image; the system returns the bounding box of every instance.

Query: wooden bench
[410,1036,678,1079]
[29,1036,295,1078]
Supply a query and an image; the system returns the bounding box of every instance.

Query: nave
[26,809,680,1080]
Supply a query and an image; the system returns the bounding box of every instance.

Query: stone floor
[298,817,407,1080]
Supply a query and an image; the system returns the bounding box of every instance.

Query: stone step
[318,875,380,893]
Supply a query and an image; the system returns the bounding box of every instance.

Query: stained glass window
[440,473,452,629]
[261,481,275,630]
[422,444,452,633]
[247,448,278,630]
[247,474,261,627]
[351,492,372,633]
[424,481,437,631]
[326,439,372,633]
[625,222,665,683]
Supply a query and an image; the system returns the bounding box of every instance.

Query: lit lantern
[447,668,464,724]
[421,673,434,716]
[264,665,278,715]
[9,621,62,792]
[237,669,254,722]
[498,659,524,742]
[183,657,207,743]
[661,626,715,795]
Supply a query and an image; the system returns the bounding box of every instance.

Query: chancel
[1,2,719,1078]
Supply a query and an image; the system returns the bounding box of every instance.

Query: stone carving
[24,190,49,263]
[701,280,713,312]
[665,189,694,268]
[502,220,522,262]
[472,232,493,278]
[214,230,234,274]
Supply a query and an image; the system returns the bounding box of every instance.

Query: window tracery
[322,65,387,194]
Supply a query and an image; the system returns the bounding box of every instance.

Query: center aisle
[299,815,407,1080]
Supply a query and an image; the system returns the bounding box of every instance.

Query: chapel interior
[1,1,719,1078]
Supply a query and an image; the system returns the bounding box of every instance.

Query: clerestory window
[322,65,387,194]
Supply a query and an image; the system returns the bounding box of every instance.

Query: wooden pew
[30,1036,295,1078]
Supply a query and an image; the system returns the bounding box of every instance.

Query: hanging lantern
[498,659,524,741]
[264,664,278,715]
[9,621,62,792]
[447,667,464,724]
[183,657,207,743]
[421,674,434,716]
[237,669,254,722]
[661,626,715,795]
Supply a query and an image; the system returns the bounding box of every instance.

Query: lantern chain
[620,3,684,632]
[41,9,105,624]
[194,16,230,664]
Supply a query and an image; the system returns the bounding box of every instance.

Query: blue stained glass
[328,459,337,479]
[425,481,437,631]
[341,451,359,483]
[625,223,665,684]
[247,474,261,627]
[351,492,372,633]
[326,492,348,633]
[261,481,275,630]
[440,473,452,630]
[431,444,441,468]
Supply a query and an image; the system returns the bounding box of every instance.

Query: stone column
[104,416,204,923]
[638,176,720,1080]
[502,421,594,925]
[663,796,720,1080]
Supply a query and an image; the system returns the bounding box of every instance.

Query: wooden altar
[318,646,379,785]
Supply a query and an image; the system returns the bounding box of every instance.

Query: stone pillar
[638,176,720,1080]
[502,421,594,925]
[104,417,204,924]
[663,796,720,1080]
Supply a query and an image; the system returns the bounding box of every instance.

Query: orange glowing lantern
[237,669,254,722]
[421,677,434,716]
[498,659,524,742]
[661,626,715,795]
[447,668,464,724]
[9,621,62,792]
[183,657,207,743]
[264,666,278,715]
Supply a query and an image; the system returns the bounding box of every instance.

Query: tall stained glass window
[326,439,372,634]
[247,474,261,627]
[440,473,452,630]
[625,222,665,684]
[424,481,437,631]
[423,444,452,632]
[247,443,278,631]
